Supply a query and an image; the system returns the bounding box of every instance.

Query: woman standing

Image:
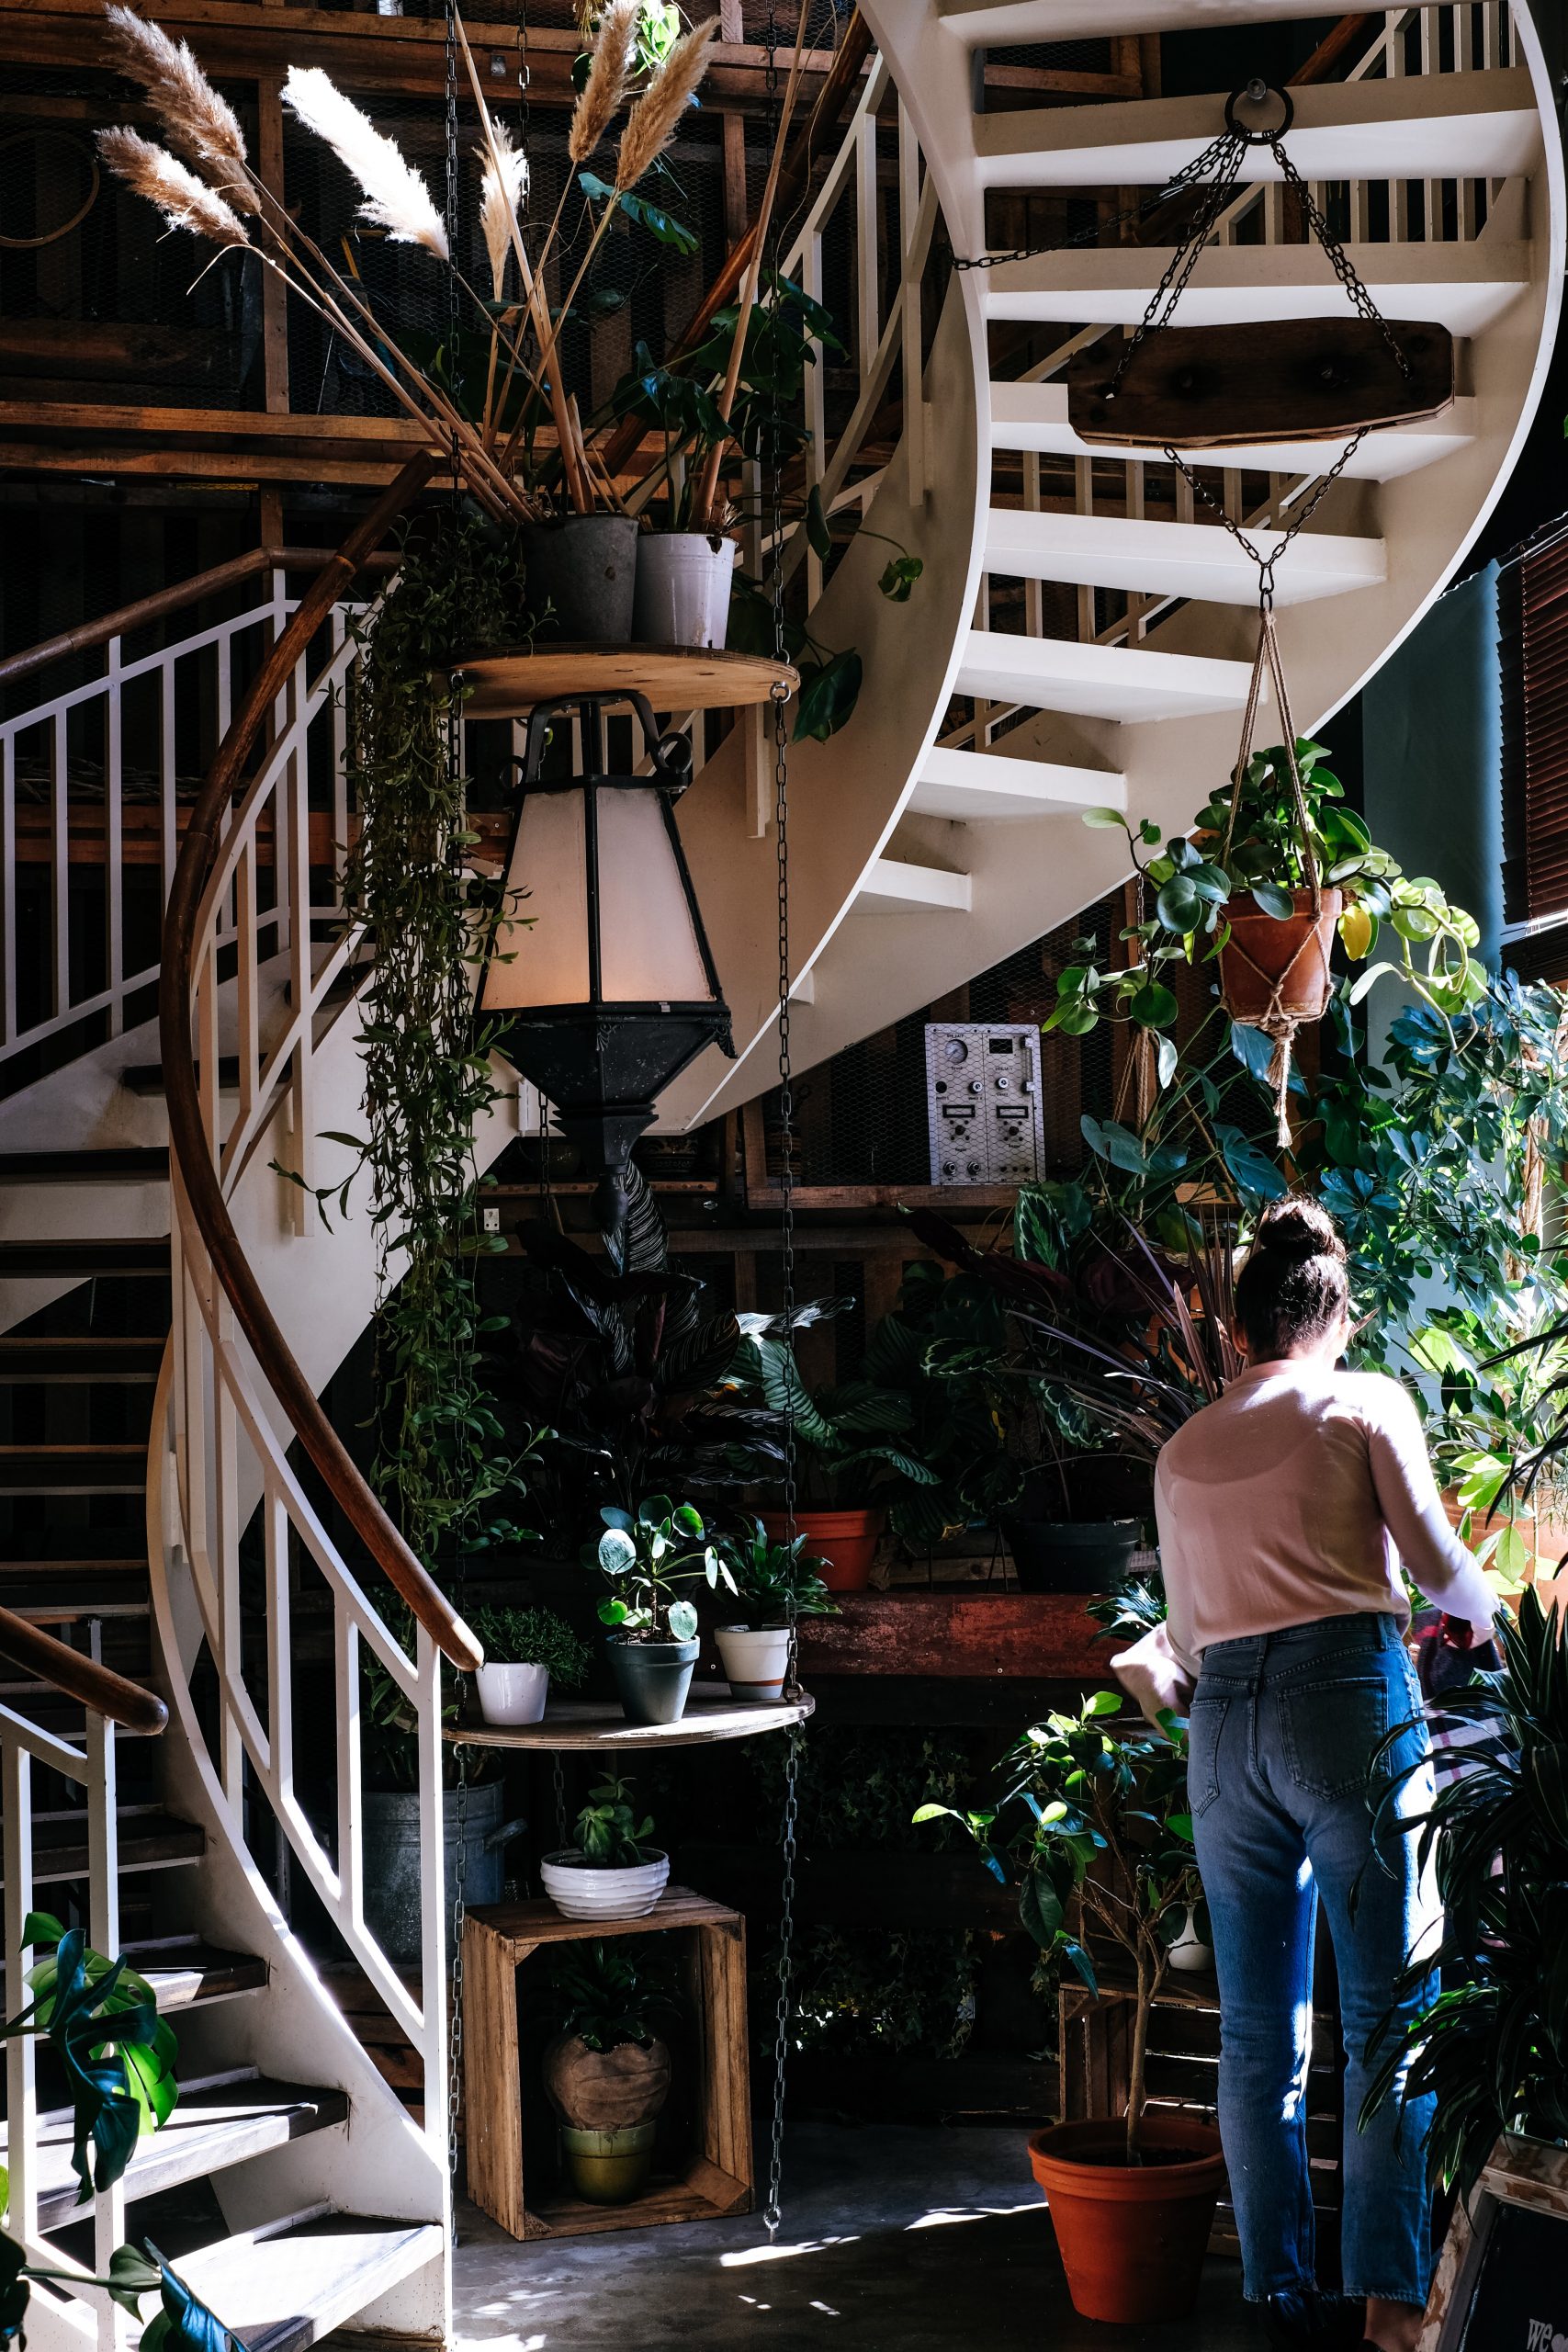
[1147,1199,1496,2352]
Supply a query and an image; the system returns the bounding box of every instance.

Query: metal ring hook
[1224,80,1295,142]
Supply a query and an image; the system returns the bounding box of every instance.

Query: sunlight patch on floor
[720,2235,863,2267]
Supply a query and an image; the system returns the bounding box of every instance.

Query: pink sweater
[1153,1356,1497,1675]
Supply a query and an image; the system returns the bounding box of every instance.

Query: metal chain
[953,127,1241,270]
[553,1748,569,1850]
[1163,422,1370,608]
[762,0,800,2248]
[1272,138,1411,379]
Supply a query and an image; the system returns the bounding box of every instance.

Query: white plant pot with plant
[633,531,737,650]
[468,1603,592,1727]
[713,1519,838,1700]
[541,1772,670,1920]
[589,1497,736,1725]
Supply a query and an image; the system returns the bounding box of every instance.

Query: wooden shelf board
[798,1592,1112,1680]
[447,1689,812,1751]
[466,1887,739,1958]
[448,644,797,716]
[522,2156,750,2240]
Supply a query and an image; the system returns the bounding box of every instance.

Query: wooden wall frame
[463,1887,752,2241]
[1419,2134,1568,2350]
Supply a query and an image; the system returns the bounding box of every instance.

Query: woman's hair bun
[1249,1196,1345,1267]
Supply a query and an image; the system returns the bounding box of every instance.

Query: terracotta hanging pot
[1218,886,1342,1026]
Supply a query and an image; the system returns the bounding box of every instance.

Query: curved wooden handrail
[0,1603,167,1735]
[0,547,399,695]
[159,451,484,1676]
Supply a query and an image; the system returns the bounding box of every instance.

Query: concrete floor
[452,2123,1258,2350]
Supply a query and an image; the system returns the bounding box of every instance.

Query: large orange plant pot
[1028,2114,1227,2324]
[760,1507,885,1592]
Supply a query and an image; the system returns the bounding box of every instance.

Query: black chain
[1163,424,1369,609]
[762,1,800,2247]
[953,126,1241,272]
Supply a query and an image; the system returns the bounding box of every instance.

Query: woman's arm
[1365,1380,1499,1628]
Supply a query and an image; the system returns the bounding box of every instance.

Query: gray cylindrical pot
[522,514,639,643]
[361,1781,527,1966]
[1002,1517,1142,1595]
[606,1636,699,1726]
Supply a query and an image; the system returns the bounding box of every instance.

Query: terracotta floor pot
[760,1507,884,1593]
[1028,2113,1226,2324]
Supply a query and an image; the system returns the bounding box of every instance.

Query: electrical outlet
[482,1204,502,1233]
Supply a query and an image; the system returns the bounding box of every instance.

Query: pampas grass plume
[615,14,716,191]
[478,119,527,298]
[96,125,251,247]
[101,4,259,213]
[570,0,641,166]
[283,66,449,259]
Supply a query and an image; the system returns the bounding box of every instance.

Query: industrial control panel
[924,1023,1047,1186]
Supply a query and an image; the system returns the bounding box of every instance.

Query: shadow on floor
[453,2122,1257,2350]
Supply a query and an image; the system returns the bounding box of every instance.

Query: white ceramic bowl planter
[632,531,737,650]
[540,1849,671,1921]
[1168,1903,1213,1973]
[715,1624,792,1702]
[475,1662,551,1726]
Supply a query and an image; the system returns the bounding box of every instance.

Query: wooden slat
[798,1592,1111,1679]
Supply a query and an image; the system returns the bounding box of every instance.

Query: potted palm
[541,1773,669,1921]
[468,1601,592,1727]
[918,1692,1223,2325]
[541,1938,681,2205]
[711,1520,837,1700]
[588,1496,736,1724]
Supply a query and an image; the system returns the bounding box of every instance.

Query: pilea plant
[589,1496,734,1642]
[1046,739,1484,1046]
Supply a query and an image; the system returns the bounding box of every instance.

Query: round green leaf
[1155,875,1202,933]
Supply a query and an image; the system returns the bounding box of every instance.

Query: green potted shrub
[468,1602,592,1727]
[589,1496,735,1724]
[541,1773,669,1921]
[711,1520,837,1701]
[541,1938,681,2206]
[918,1692,1222,2326]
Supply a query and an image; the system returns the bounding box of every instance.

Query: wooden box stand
[463,1888,752,2240]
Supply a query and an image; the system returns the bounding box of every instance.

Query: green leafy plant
[714,1521,838,1626]
[589,1497,734,1643]
[725,1318,947,1531]
[465,1602,592,1685]
[918,1694,1201,2162]
[1361,1586,1568,2195]
[570,1774,660,1868]
[1051,744,1484,1044]
[544,1939,680,2052]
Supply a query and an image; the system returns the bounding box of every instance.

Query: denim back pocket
[1187,1693,1229,1818]
[1280,1675,1388,1801]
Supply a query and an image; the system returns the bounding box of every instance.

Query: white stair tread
[980,242,1530,336]
[855,858,974,913]
[984,507,1384,605]
[940,0,1372,42]
[973,71,1540,187]
[158,2216,442,2352]
[18,2072,347,2229]
[988,380,1479,480]
[912,746,1126,820]
[957,628,1252,721]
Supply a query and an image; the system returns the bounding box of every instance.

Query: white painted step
[988,380,1479,481]
[940,0,1375,42]
[984,508,1384,605]
[956,629,1252,721]
[980,243,1530,336]
[911,746,1126,820]
[973,71,1540,188]
[163,2214,443,2352]
[855,858,974,913]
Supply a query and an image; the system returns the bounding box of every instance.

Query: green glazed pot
[606,1635,700,1725]
[560,2121,656,2206]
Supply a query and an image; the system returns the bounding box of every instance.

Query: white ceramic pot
[476,1661,550,1726]
[1168,1904,1213,1973]
[715,1624,792,1702]
[540,1848,671,1921]
[632,531,737,650]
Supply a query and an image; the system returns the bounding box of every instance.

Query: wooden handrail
[0,547,399,695]
[159,452,483,1676]
[0,1603,167,1735]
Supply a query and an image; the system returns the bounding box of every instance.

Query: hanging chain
[1164,422,1369,609]
[953,126,1241,271]
[553,1747,569,1850]
[762,0,800,2251]
[1103,130,1250,401]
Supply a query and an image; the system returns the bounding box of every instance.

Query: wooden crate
[1060,1950,1348,2267]
[462,1886,752,2241]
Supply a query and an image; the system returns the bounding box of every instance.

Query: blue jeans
[1189,1612,1439,2309]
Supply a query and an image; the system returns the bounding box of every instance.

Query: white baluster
[51,711,68,1022]
[105,635,124,1038]
[0,730,15,1052]
[2,1741,37,2243]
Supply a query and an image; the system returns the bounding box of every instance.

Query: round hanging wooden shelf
[448,644,798,718]
[446,1687,814,1752]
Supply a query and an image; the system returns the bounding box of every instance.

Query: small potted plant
[541,1938,681,2205]
[589,1496,735,1724]
[468,1602,592,1727]
[711,1520,837,1701]
[541,1773,670,1921]
[918,1692,1222,2326]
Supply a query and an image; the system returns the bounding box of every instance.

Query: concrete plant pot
[522,514,639,642]
[475,1661,550,1726]
[362,1782,527,1965]
[606,1634,699,1725]
[715,1624,792,1702]
[632,530,737,649]
[540,1848,671,1921]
